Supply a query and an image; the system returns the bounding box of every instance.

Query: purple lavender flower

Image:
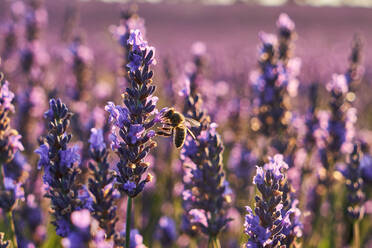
[35,98,87,237]
[251,31,291,138]
[106,27,162,247]
[88,128,118,239]
[181,72,232,243]
[245,155,302,247]
[325,74,355,157]
[88,128,105,151]
[106,29,158,198]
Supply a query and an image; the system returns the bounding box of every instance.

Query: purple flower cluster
[245,155,302,247]
[181,77,232,240]
[35,98,89,237]
[251,32,290,137]
[250,13,300,144]
[106,29,158,198]
[88,128,118,238]
[325,74,355,156]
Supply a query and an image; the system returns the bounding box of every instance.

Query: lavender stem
[5,211,17,248]
[353,221,360,248]
[125,196,132,248]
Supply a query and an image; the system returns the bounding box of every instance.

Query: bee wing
[185,117,200,127]
[186,127,197,140]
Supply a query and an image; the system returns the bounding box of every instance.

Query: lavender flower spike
[181,72,232,246]
[35,99,88,237]
[0,60,24,248]
[106,28,159,248]
[245,155,302,247]
[106,29,157,198]
[88,128,118,239]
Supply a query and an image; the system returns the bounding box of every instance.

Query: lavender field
[0,0,372,247]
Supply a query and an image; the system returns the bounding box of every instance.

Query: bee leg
[186,128,197,140]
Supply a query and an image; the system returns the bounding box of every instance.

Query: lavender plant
[88,128,118,239]
[244,155,302,247]
[105,28,158,247]
[35,98,87,237]
[180,66,232,247]
[250,32,290,138]
[0,59,24,248]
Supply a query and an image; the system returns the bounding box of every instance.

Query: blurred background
[1,0,372,247]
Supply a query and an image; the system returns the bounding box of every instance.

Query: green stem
[208,236,221,248]
[353,221,360,248]
[6,211,17,248]
[125,197,132,248]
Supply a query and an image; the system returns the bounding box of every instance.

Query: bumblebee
[157,108,200,149]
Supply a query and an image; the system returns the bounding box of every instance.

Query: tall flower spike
[35,98,87,237]
[0,59,25,248]
[106,28,157,198]
[251,31,291,137]
[181,67,232,245]
[245,155,302,247]
[88,128,118,239]
[326,74,354,156]
[106,28,159,247]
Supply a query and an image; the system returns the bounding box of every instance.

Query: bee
[157,108,200,149]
